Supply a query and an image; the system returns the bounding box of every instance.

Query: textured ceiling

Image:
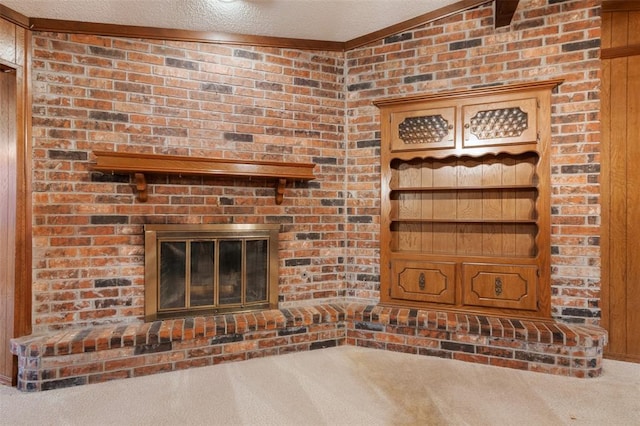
[0,0,464,42]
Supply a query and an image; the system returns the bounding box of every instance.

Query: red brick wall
[344,0,602,324]
[31,35,347,330]
[30,0,602,331]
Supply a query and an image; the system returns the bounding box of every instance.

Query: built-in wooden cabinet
[376,80,561,318]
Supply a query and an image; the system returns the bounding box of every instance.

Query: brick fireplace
[10,0,608,391]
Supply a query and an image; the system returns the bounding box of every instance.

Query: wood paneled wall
[0,17,31,386]
[601,2,640,362]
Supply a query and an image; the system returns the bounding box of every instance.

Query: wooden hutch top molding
[373,79,564,108]
[90,151,315,204]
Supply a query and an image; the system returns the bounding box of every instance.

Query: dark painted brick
[561,308,600,318]
[266,215,293,223]
[211,334,244,345]
[515,351,556,364]
[384,33,412,44]
[348,216,373,223]
[89,111,129,122]
[450,39,482,51]
[201,83,233,94]
[90,172,130,183]
[294,130,321,138]
[347,82,372,92]
[355,321,385,332]
[404,73,433,84]
[441,341,476,353]
[357,139,380,149]
[562,39,600,52]
[48,150,88,161]
[90,215,128,225]
[296,233,321,240]
[88,46,126,59]
[278,326,308,336]
[165,57,199,70]
[234,49,263,61]
[284,258,312,267]
[224,132,253,142]
[294,77,320,88]
[356,274,378,282]
[95,278,132,288]
[134,342,172,355]
[95,298,132,308]
[312,156,337,165]
[321,199,344,207]
[41,377,87,391]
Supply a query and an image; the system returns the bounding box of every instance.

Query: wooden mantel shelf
[90,151,315,204]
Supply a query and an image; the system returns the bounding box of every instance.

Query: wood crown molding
[345,0,490,50]
[602,1,640,12]
[2,0,496,52]
[0,4,29,28]
[28,18,346,51]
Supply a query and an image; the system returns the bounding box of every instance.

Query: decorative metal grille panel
[398,115,450,145]
[469,107,528,140]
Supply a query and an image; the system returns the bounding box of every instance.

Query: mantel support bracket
[134,173,148,202]
[275,178,286,205]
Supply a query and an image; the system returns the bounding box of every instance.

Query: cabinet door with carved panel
[389,106,456,152]
[462,97,538,148]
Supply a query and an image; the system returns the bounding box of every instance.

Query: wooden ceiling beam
[495,0,520,28]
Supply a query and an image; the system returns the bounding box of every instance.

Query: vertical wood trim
[0,65,17,386]
[599,10,612,348]
[15,28,32,340]
[607,56,628,357]
[625,54,640,354]
[0,24,31,386]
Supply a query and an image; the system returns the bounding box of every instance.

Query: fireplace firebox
[144,224,280,321]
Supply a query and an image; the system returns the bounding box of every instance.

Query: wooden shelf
[90,151,315,204]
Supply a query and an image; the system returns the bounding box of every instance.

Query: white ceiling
[0,0,464,42]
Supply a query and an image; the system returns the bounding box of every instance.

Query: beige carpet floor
[0,345,638,425]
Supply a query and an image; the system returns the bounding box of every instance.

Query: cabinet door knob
[419,273,426,290]
[494,277,503,296]
[464,123,470,129]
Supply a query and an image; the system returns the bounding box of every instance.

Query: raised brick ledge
[11,303,608,391]
[10,305,346,392]
[344,303,608,378]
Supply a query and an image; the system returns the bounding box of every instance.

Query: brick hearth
[11,304,606,391]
